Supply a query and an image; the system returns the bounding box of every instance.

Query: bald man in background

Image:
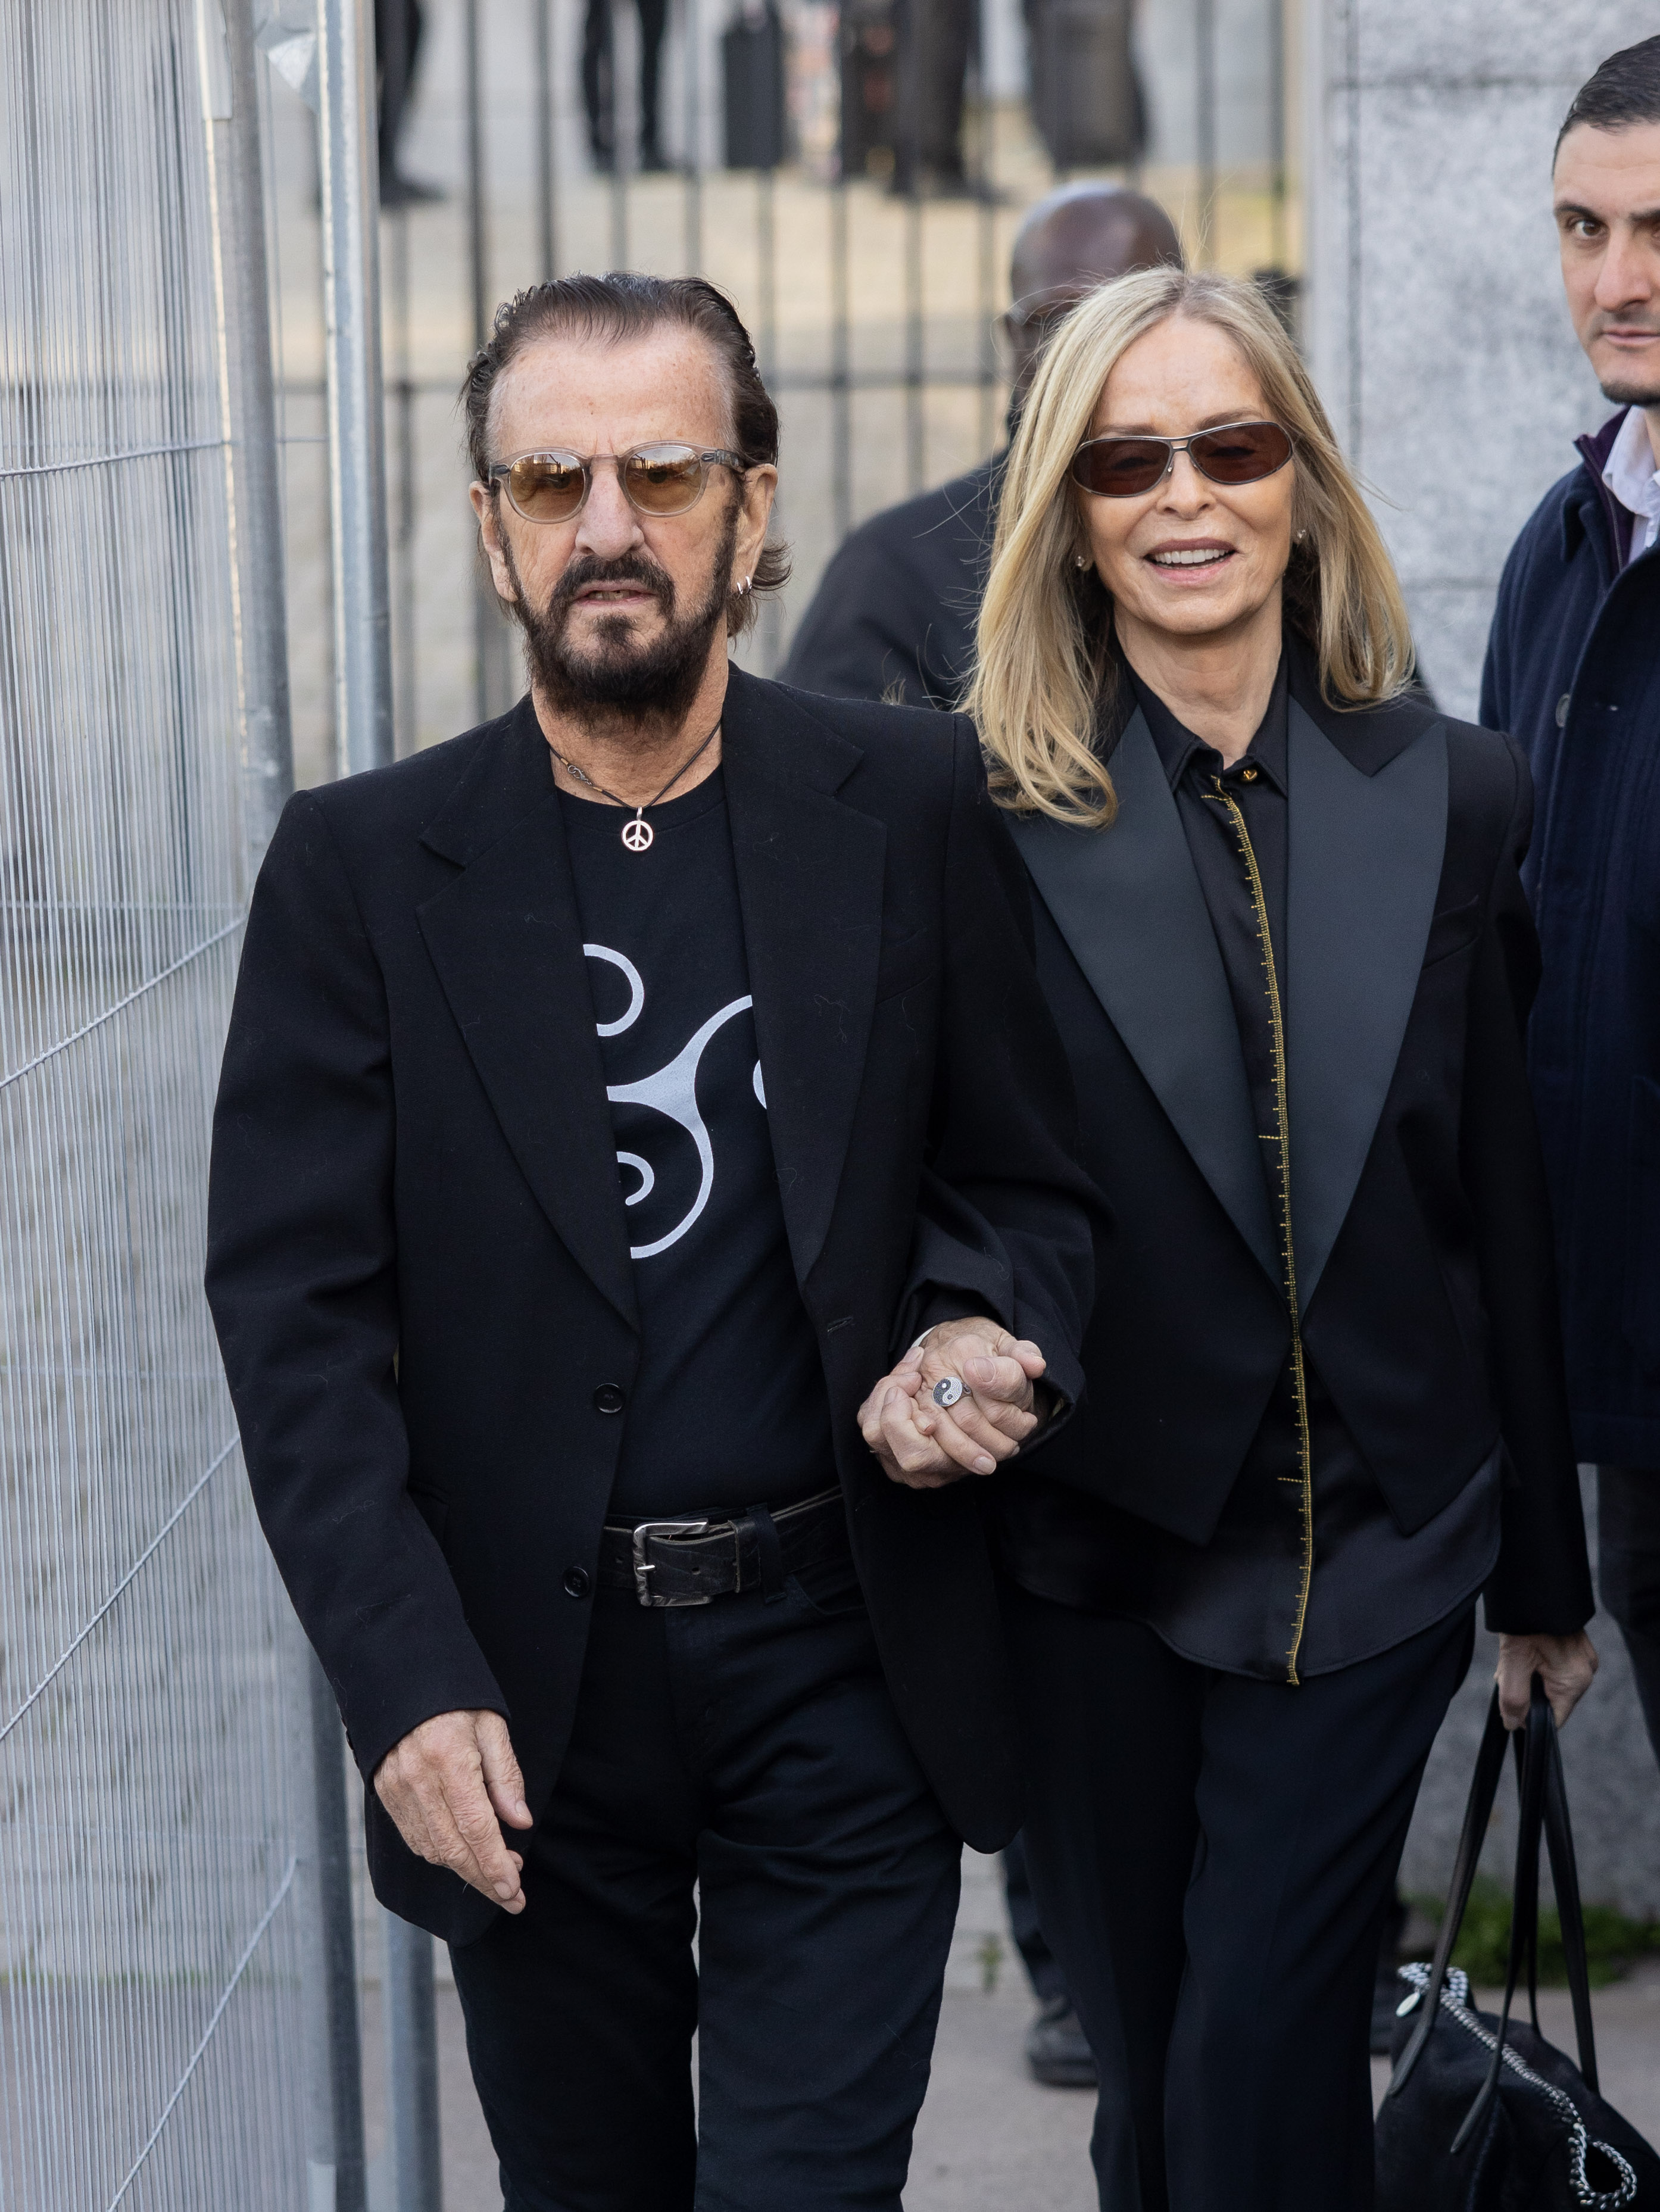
[782,182,1181,2093]
[782,182,1183,706]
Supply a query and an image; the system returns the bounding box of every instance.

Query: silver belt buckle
[631,1518,713,1608]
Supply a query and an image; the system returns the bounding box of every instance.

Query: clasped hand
[859,1316,1048,1489]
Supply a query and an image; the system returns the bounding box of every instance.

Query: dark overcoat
[1481,408,1660,1467]
[204,669,1097,1942]
[781,458,999,707]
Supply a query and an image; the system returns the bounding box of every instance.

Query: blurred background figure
[585,0,671,171]
[784,181,1182,707]
[891,0,976,194]
[375,0,442,204]
[1025,0,1144,173]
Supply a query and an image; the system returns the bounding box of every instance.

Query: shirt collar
[1603,405,1660,548]
[1127,650,1290,796]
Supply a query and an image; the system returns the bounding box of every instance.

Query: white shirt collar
[1602,406,1660,560]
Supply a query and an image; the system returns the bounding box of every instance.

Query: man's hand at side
[859,1316,1048,1490]
[374,1708,535,1912]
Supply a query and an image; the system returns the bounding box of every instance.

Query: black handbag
[1376,1678,1660,2210]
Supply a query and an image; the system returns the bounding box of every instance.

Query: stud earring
[1074,552,1091,570]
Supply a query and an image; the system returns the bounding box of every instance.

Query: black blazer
[205,668,1097,1941]
[1006,641,1592,1634]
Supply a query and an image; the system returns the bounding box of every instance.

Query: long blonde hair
[968,268,1414,826]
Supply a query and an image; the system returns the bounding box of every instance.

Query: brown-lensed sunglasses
[1070,419,1294,499]
[486,443,748,525]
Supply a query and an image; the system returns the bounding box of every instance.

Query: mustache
[545,552,675,622]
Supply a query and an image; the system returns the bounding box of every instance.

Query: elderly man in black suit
[205,273,1097,2211]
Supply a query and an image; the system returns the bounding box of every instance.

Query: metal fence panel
[0,4,311,2202]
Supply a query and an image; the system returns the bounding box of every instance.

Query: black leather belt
[598,1485,847,1608]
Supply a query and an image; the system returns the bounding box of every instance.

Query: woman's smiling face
[1076,313,1296,649]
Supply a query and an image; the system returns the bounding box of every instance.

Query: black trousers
[448,1549,960,2211]
[893,0,973,178]
[1003,1584,1475,2212]
[1599,1465,1660,1766]
[582,0,669,163]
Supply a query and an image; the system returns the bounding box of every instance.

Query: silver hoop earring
[737,575,753,597]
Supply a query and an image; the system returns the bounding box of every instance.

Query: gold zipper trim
[1207,781,1313,1686]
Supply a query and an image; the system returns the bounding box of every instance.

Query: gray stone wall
[1303,4,1660,1913]
[1302,0,1628,717]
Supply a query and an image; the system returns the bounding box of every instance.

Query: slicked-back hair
[460,272,790,637]
[1556,35,1660,161]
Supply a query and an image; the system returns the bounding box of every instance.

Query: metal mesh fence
[0,4,311,2203]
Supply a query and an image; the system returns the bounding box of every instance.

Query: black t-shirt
[559,768,836,1518]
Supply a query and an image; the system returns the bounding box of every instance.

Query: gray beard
[501,510,737,734]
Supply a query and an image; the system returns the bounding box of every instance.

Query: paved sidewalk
[362,1879,1660,2208]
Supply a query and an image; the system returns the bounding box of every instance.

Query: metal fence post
[317,3,442,2204]
[385,1913,445,2212]
[215,8,372,2207]
[217,0,295,872]
[317,0,394,774]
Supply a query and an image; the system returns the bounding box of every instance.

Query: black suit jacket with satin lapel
[1007,639,1593,1636]
[205,666,1097,1942]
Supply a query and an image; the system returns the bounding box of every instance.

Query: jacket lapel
[1008,710,1280,1282]
[720,668,887,1287]
[416,702,638,1330]
[1285,688,1448,1306]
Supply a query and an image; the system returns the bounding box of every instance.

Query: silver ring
[932,1375,965,1408]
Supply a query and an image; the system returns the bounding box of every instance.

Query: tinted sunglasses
[487,443,748,524]
[1069,419,1294,499]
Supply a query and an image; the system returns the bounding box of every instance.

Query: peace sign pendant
[621,815,654,853]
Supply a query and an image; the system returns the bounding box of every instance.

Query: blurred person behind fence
[584,0,669,171]
[959,265,1597,2211]
[784,182,1182,709]
[375,0,441,205]
[204,272,1098,2212]
[784,173,1180,2096]
[1481,35,1660,1773]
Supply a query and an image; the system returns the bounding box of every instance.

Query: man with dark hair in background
[1482,36,1660,1770]
[784,179,1181,2093]
[205,273,1097,2211]
[784,182,1182,709]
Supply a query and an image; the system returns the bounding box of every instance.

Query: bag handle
[1451,1680,1555,2149]
[1387,1684,1509,2096]
[1541,1701,1599,2094]
[1389,1674,1599,2111]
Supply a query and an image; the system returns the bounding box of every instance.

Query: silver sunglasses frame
[486,443,748,523]
[1069,419,1296,498]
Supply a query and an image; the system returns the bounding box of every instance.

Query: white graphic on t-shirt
[584,943,645,1036]
[615,1151,655,1205]
[585,942,759,1261]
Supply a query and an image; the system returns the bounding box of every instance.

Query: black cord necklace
[550,716,723,853]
